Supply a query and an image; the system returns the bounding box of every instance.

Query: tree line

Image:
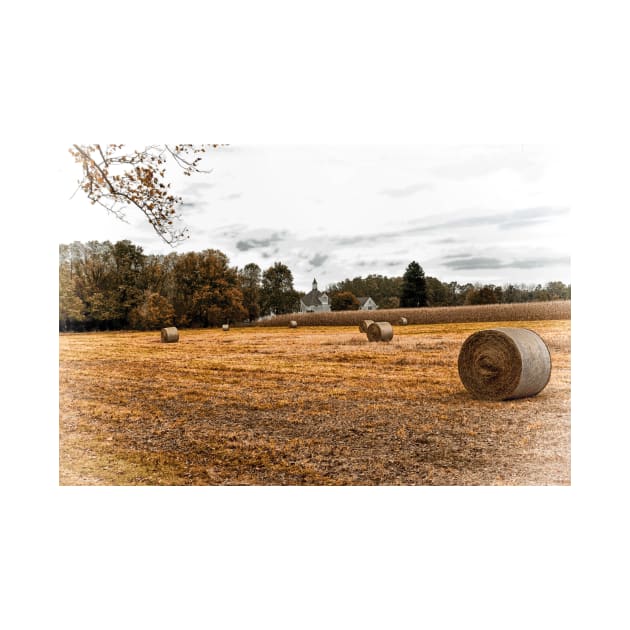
[59,242,570,332]
[330,261,570,310]
[59,241,301,331]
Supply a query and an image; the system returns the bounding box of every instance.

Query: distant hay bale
[222,324,229,331]
[289,320,298,328]
[398,317,408,325]
[457,327,551,401]
[367,321,394,342]
[359,319,374,333]
[160,327,179,343]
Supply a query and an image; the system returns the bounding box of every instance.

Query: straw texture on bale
[398,317,408,325]
[160,327,179,343]
[457,327,551,401]
[367,321,394,342]
[289,320,298,328]
[222,324,229,331]
[359,319,374,333]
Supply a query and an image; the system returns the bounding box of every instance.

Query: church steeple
[312,278,318,292]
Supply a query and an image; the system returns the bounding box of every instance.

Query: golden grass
[59,319,571,485]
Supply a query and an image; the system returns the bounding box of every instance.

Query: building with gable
[299,278,331,313]
[299,278,379,312]
[357,296,378,311]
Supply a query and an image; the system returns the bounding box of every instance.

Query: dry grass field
[59,309,570,485]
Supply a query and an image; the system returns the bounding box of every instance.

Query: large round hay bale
[222,324,229,331]
[457,327,551,400]
[289,320,298,328]
[367,321,394,342]
[160,327,179,343]
[359,319,374,333]
[398,317,408,325]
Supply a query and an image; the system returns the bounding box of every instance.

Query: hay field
[59,319,570,485]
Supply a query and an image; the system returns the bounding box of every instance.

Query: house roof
[357,296,372,306]
[301,288,326,306]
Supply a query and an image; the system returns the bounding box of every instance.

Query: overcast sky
[59,145,570,292]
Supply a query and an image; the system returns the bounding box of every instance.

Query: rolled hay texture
[457,327,551,401]
[359,319,374,333]
[289,320,298,328]
[222,324,229,331]
[399,317,408,325]
[367,321,394,342]
[160,327,179,343]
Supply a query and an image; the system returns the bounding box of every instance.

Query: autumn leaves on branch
[69,144,223,246]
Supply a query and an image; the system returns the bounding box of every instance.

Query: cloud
[499,206,570,230]
[433,237,460,244]
[235,231,286,251]
[380,182,433,198]
[220,193,242,201]
[431,148,545,181]
[443,252,473,260]
[443,257,504,270]
[509,256,571,269]
[443,255,570,271]
[180,181,216,196]
[308,253,328,267]
[336,206,569,246]
[216,224,247,238]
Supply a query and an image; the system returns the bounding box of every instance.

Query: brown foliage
[69,144,223,245]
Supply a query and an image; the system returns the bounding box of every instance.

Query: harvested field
[59,319,570,486]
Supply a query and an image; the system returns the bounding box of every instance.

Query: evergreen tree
[399,261,427,307]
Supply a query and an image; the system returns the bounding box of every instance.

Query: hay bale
[160,327,179,343]
[289,320,298,328]
[398,317,408,325]
[359,319,374,333]
[457,327,551,400]
[222,324,229,331]
[367,321,394,342]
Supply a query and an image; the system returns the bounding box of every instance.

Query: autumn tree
[140,252,179,297]
[379,296,400,309]
[69,144,223,245]
[425,276,448,306]
[330,291,360,311]
[69,240,122,328]
[171,250,247,327]
[400,261,427,307]
[327,274,402,306]
[545,281,571,300]
[129,292,176,330]
[465,285,500,305]
[111,240,145,324]
[59,244,86,331]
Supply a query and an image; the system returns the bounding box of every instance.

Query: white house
[299,278,331,313]
[357,296,378,311]
[299,279,379,312]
